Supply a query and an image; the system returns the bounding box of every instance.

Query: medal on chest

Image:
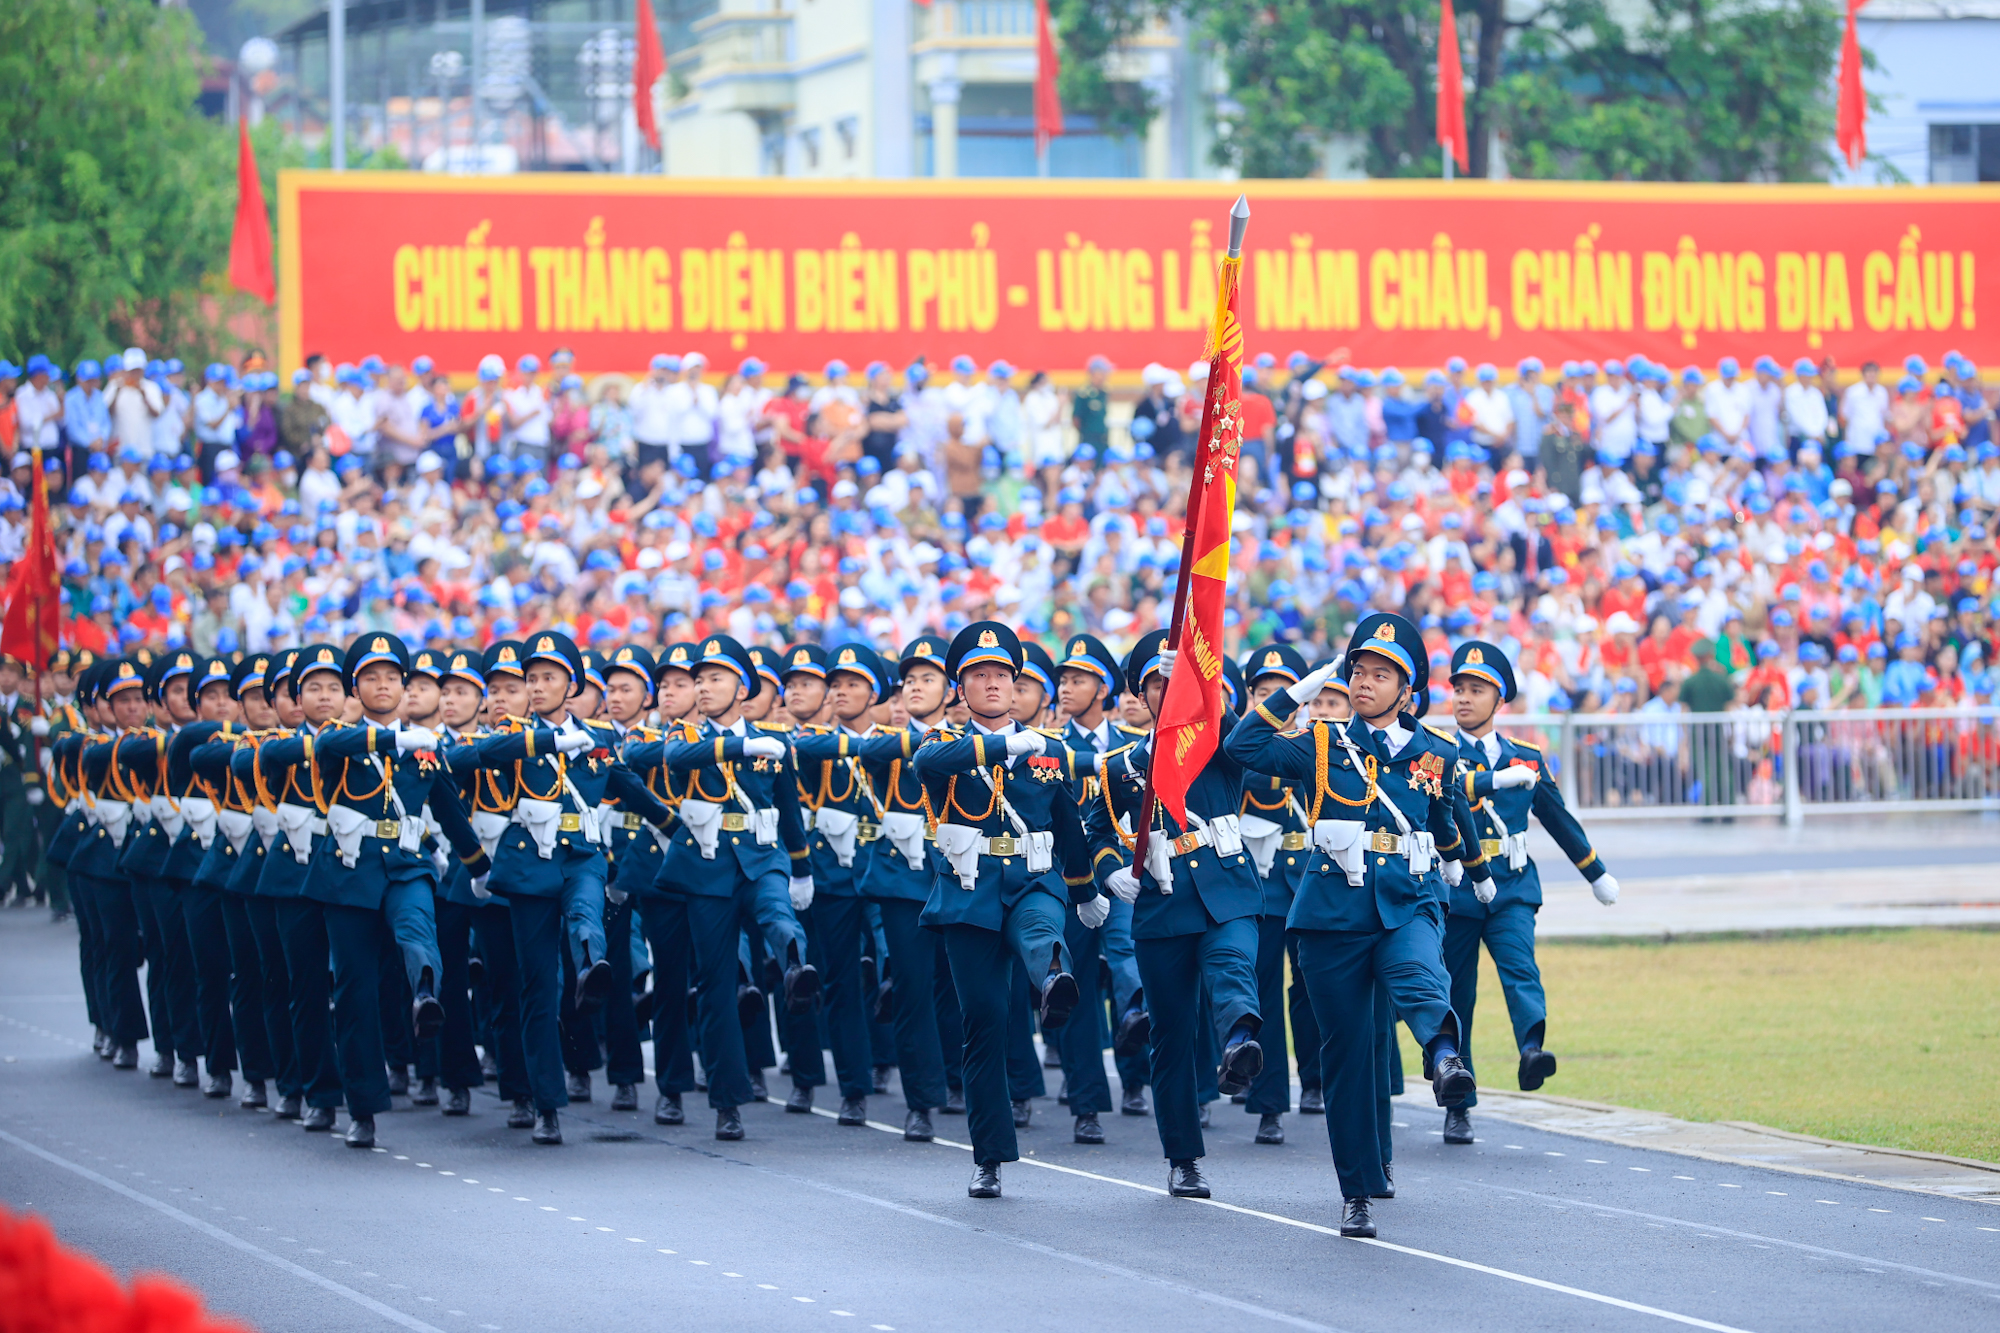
[1408,751,1446,799]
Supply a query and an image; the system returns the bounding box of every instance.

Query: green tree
[1054,0,1846,181]
[0,0,234,363]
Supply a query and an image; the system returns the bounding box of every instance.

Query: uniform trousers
[135,875,199,1063]
[436,899,529,1103]
[1055,914,1111,1116]
[507,859,608,1114]
[635,894,695,1097]
[685,868,807,1110]
[77,872,148,1046]
[222,892,280,1091]
[1102,896,1147,1093]
[72,871,105,1031]
[1245,914,1294,1115]
[934,937,964,1094]
[874,898,946,1112]
[325,903,404,1118]
[1006,963,1046,1100]
[940,890,1067,1166]
[178,880,238,1075]
[807,894,876,1101]
[1136,915,1259,1161]
[568,893,643,1089]
[273,896,344,1109]
[1442,904,1546,1110]
[1294,908,1456,1200]
[1288,937,1323,1095]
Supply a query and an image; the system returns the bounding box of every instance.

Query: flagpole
[1131,194,1249,877]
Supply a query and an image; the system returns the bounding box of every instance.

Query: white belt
[934,823,1051,892]
[513,798,563,860]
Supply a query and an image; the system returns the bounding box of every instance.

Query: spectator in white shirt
[1589,359,1638,462]
[1783,358,1829,456]
[666,351,720,477]
[1702,356,1754,448]
[326,366,379,458]
[808,358,862,419]
[1747,356,1785,460]
[1461,362,1515,456]
[104,349,164,452]
[503,355,552,465]
[716,358,769,468]
[626,354,681,473]
[14,357,64,451]
[1839,361,1889,452]
[153,361,192,458]
[193,364,241,475]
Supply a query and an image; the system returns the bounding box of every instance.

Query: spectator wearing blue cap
[1838,359,1889,455]
[105,347,165,455]
[193,363,242,480]
[63,359,111,456]
[500,353,553,469]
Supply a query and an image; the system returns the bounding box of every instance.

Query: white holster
[751,806,778,847]
[934,823,983,892]
[813,807,861,868]
[471,811,510,862]
[180,796,219,850]
[96,800,134,846]
[150,793,185,842]
[1023,830,1054,874]
[649,820,677,858]
[1239,814,1285,878]
[595,804,624,846]
[1502,829,1530,871]
[250,805,279,848]
[1404,831,1438,875]
[881,812,929,872]
[514,798,562,860]
[277,803,324,864]
[1312,819,1369,886]
[217,809,254,855]
[679,799,723,859]
[1198,812,1243,857]
[324,805,373,869]
[1143,831,1173,894]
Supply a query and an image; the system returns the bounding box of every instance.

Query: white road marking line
[1868,1208,1891,1214]
[1674,1176,1696,1181]
[0,1127,448,1333]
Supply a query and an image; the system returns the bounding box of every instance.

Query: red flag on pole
[1,450,63,672]
[1144,227,1247,829]
[633,0,667,151]
[227,120,275,305]
[1836,0,1867,169]
[1436,0,1468,174]
[1034,0,1065,155]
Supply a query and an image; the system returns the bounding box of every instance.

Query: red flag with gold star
[1,449,62,670]
[1148,239,1246,827]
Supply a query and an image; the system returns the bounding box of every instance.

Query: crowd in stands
[3,341,1996,721]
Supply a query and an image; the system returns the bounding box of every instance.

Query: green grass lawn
[1392,927,2000,1164]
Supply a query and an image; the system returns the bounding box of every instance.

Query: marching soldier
[910,621,1099,1198]
[0,653,41,907]
[118,654,201,1085]
[1084,630,1264,1198]
[454,632,668,1145]
[75,659,156,1070]
[1442,640,1619,1146]
[251,644,350,1132]
[790,642,890,1127]
[1238,643,1317,1145]
[625,634,818,1141]
[629,641,703,1125]
[1223,612,1491,1238]
[163,655,243,1098]
[49,664,120,1059]
[34,649,92,924]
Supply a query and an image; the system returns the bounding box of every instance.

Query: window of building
[1928,123,2000,182]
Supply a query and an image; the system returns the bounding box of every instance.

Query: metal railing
[1492,708,2000,824]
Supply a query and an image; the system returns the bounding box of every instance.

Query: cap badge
[1374,622,1396,642]
[978,630,998,648]
[1465,647,1484,664]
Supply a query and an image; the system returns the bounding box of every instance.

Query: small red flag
[1035,0,1065,155]
[228,120,275,304]
[1149,253,1246,827]
[1436,0,1468,173]
[1836,0,1866,169]
[1,450,63,671]
[634,0,667,151]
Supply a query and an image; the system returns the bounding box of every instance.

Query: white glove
[789,874,815,911]
[1592,873,1620,906]
[555,727,596,755]
[1106,864,1141,904]
[1004,730,1045,757]
[1156,648,1177,678]
[743,735,787,759]
[1288,660,1342,707]
[469,873,492,900]
[1474,874,1497,904]
[29,717,50,737]
[26,788,44,806]
[1493,764,1538,790]
[1442,858,1463,887]
[1075,894,1110,929]
[396,726,439,754]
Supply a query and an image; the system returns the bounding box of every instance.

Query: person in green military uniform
[0,653,44,908]
[1442,640,1618,1147]
[31,649,94,922]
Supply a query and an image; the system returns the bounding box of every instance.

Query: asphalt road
[2,911,1996,1333]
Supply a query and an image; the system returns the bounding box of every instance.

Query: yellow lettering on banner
[838,233,868,332]
[753,250,785,332]
[865,249,899,332]
[552,248,582,331]
[1641,252,1671,332]
[1894,227,1925,330]
[1163,220,1215,333]
[1702,251,1736,333]
[528,248,556,331]
[1255,247,1289,330]
[582,217,611,332]
[794,250,824,332]
[392,245,423,331]
[491,246,521,331]
[1736,253,1766,331]
[1539,250,1570,330]
[681,248,711,331]
[911,250,940,331]
[1862,250,1894,331]
[937,250,966,330]
[1398,249,1430,328]
[1513,250,1542,332]
[1038,233,1147,334]
[724,232,753,333]
[609,249,644,332]
[1430,234,1459,330]
[1369,249,1399,330]
[1962,252,1976,330]
[1125,250,1156,330]
[1321,250,1359,330]
[1824,253,1854,334]
[640,248,673,331]
[465,220,491,333]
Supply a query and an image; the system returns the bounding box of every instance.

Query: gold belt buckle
[988,835,1018,856]
[720,812,749,832]
[375,819,401,839]
[1280,832,1309,851]
[1369,830,1401,853]
[623,812,645,831]
[1171,831,1204,855]
[558,813,583,832]
[1479,838,1502,858]
[857,820,880,842]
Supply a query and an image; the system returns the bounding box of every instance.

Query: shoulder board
[932,727,961,741]
[1508,735,1543,751]
[755,721,794,733]
[1423,723,1457,743]
[1114,722,1149,736]
[679,721,703,741]
[630,724,662,741]
[583,717,615,732]
[1032,726,1065,738]
[1102,741,1139,761]
[1278,728,1307,739]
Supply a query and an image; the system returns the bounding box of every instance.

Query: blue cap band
[1353,641,1415,678]
[955,648,1017,677]
[1452,662,1507,693]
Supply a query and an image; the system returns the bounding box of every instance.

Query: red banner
[280,173,1999,378]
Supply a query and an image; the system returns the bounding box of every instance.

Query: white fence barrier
[1489,708,2000,824]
